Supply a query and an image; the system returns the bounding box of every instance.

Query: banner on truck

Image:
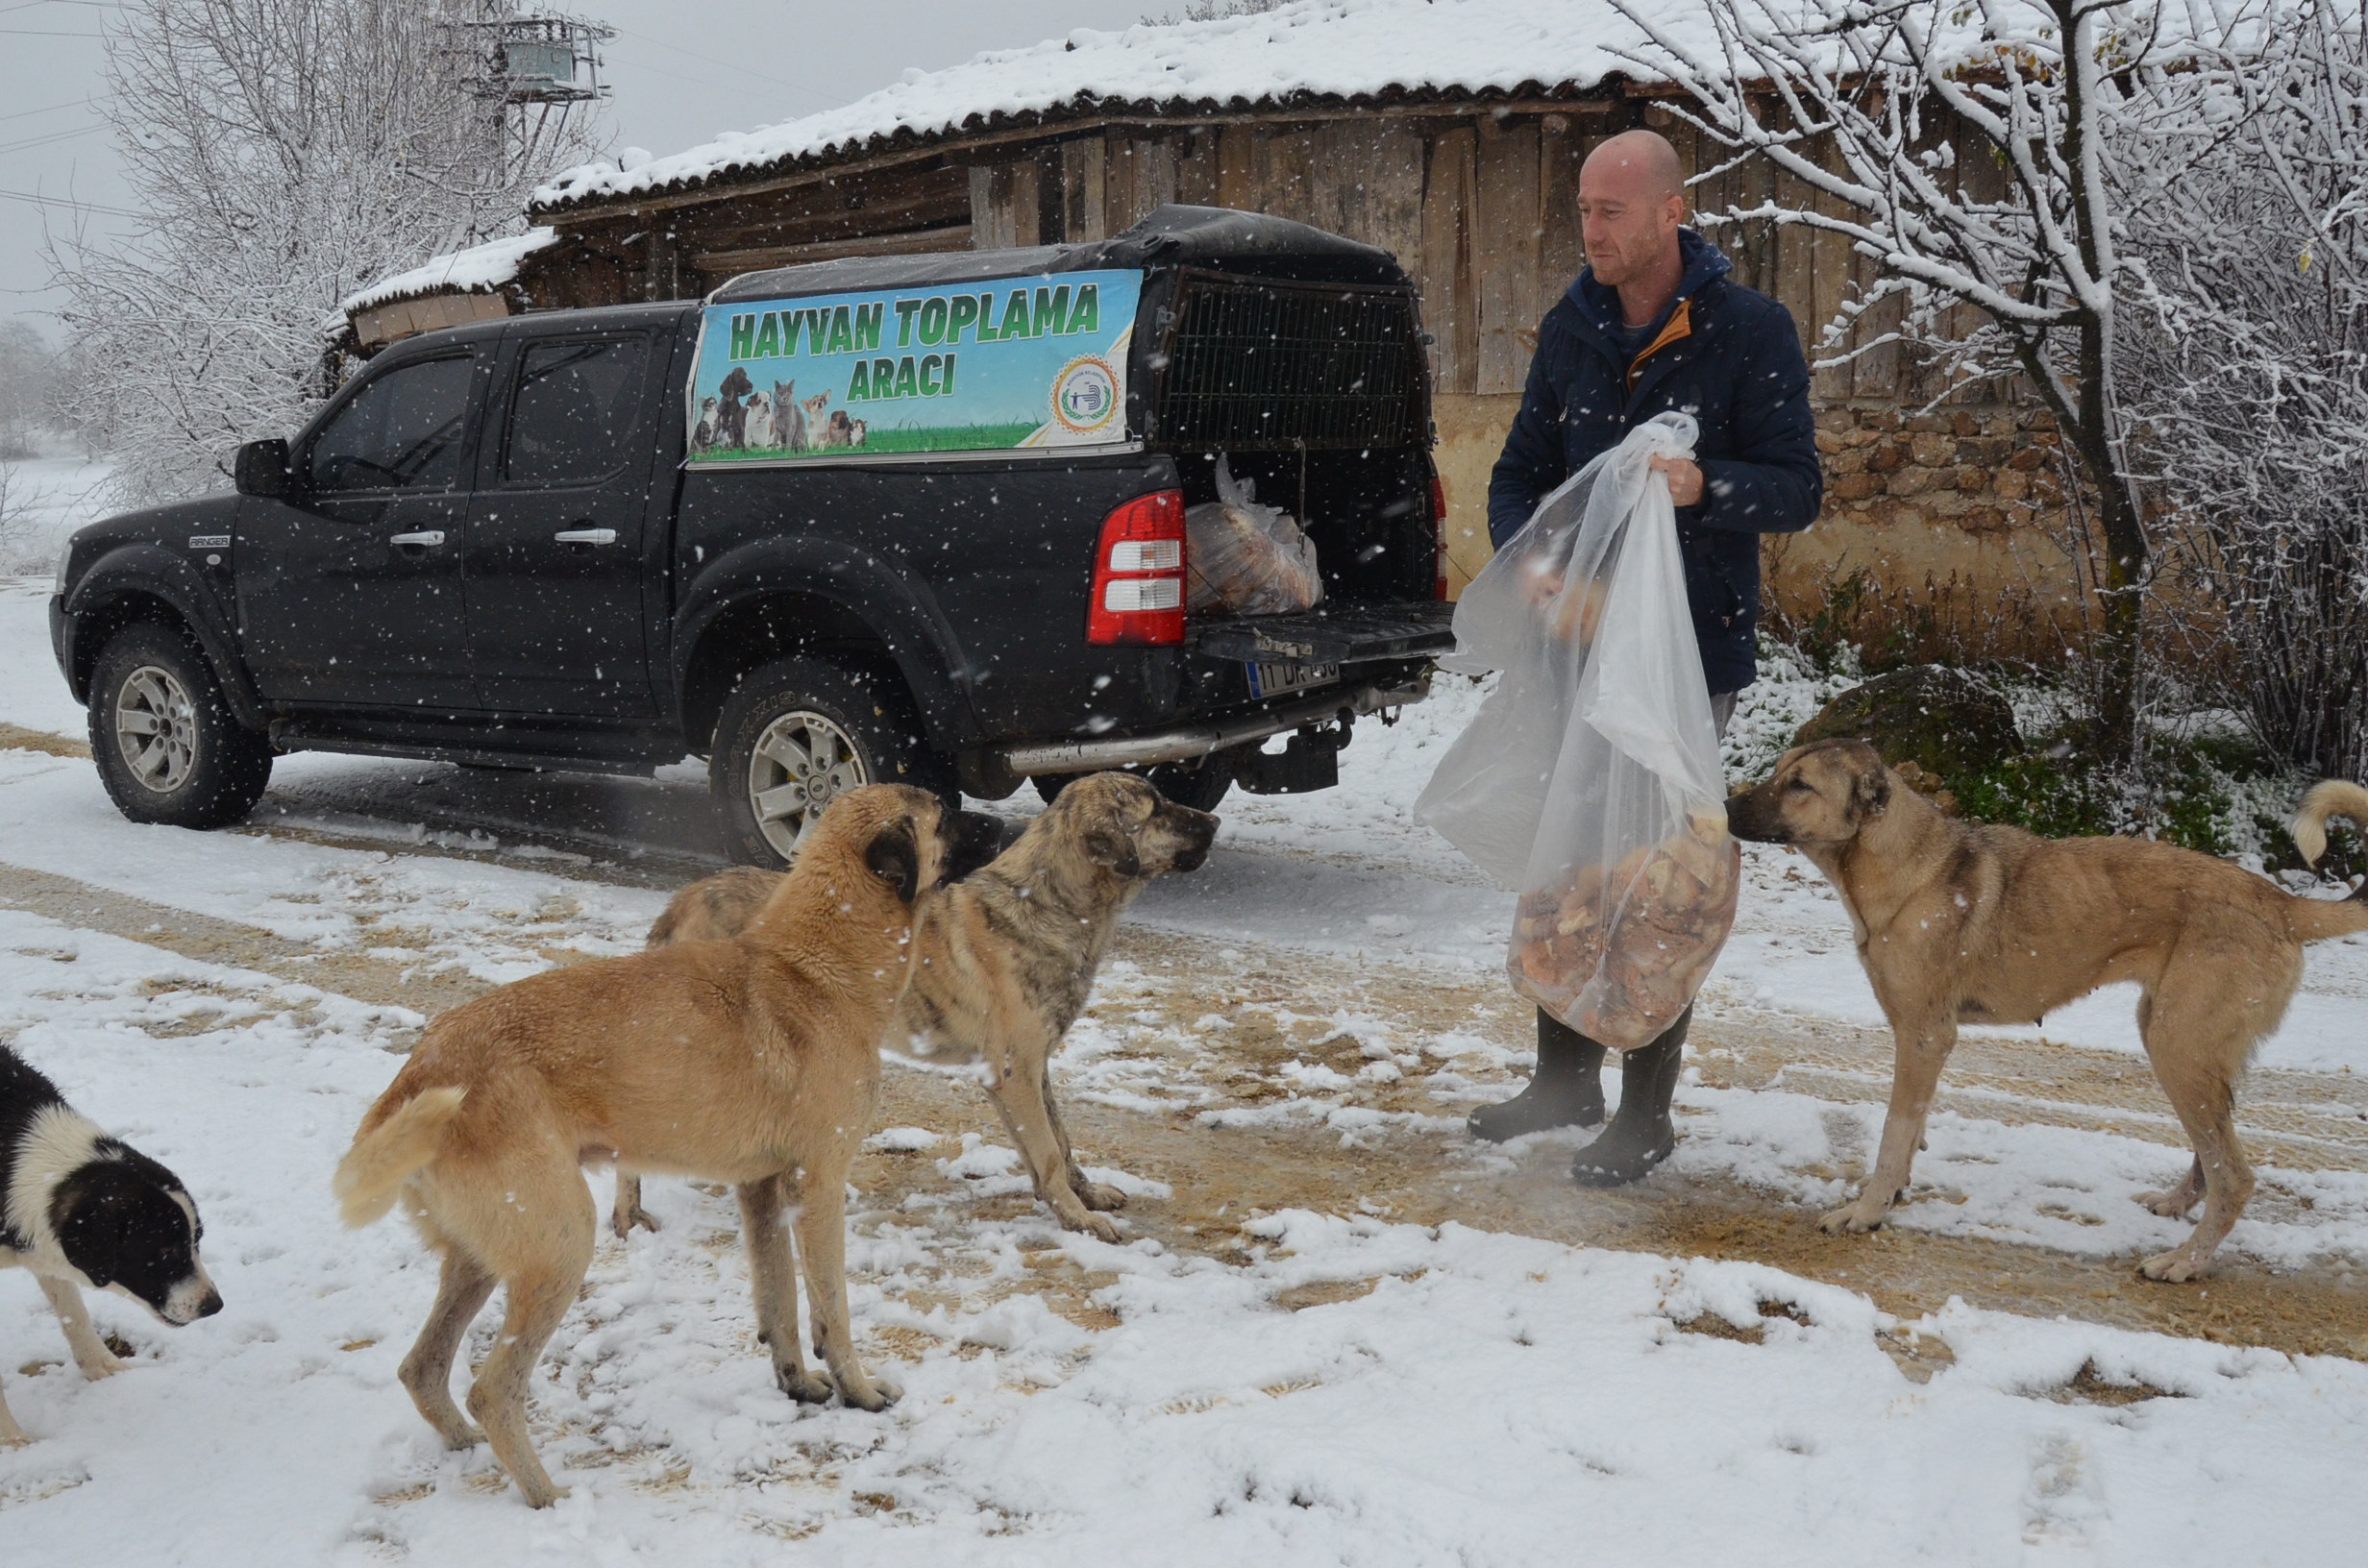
[685,268,1141,464]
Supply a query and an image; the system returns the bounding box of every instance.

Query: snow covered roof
[338,230,562,316]
[530,0,1707,214]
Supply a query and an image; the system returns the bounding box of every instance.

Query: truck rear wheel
[710,655,949,868]
[87,620,273,829]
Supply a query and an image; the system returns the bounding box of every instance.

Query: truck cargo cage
[1152,272,1422,453]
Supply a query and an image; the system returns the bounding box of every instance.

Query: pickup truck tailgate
[1187,600,1455,668]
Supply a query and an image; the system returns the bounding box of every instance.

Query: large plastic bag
[1414,412,1739,1050]
[1185,455,1324,615]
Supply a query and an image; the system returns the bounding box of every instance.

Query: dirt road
[6,849,2363,1366]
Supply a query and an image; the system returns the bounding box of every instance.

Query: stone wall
[1439,390,2089,658]
[1764,401,2090,660]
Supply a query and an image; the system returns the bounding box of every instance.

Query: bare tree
[1146,1,1295,20]
[1610,0,2275,751]
[49,0,599,506]
[0,321,60,461]
[2121,3,2368,778]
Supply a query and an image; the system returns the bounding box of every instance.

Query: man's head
[1578,130,1687,290]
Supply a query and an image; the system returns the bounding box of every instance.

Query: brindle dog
[623,772,1220,1242]
[1728,741,2368,1282]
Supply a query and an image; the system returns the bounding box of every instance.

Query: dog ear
[1085,821,1143,879]
[49,1173,119,1289]
[865,820,923,904]
[1850,765,1893,824]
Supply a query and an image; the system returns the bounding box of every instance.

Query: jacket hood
[1566,228,1732,334]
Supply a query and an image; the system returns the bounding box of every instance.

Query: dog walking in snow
[333,786,1001,1507]
[1727,744,2368,1282]
[1,1044,220,1445]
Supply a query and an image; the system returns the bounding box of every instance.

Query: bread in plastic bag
[1184,455,1324,615]
[1414,412,1739,1050]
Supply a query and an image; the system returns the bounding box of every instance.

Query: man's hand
[1649,454,1705,507]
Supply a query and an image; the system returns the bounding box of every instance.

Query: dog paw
[1818,1201,1887,1236]
[75,1350,125,1382]
[1075,1180,1128,1213]
[611,1205,661,1238]
[1066,1209,1122,1244]
[520,1481,572,1509]
[2138,1247,2210,1283]
[776,1365,836,1406]
[2134,1188,2196,1220]
[839,1371,901,1412]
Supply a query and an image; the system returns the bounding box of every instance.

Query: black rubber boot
[1569,1008,1690,1187]
[1468,1010,1607,1141]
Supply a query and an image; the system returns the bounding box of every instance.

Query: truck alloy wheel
[114,664,200,793]
[710,655,947,869]
[744,709,869,860]
[86,620,274,829]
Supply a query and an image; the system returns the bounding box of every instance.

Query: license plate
[1246,661,1340,699]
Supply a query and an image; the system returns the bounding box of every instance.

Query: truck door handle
[554,527,618,546]
[388,530,446,548]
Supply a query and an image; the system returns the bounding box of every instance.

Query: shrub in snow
[2120,5,2368,781]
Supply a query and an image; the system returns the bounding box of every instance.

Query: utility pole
[452,5,614,185]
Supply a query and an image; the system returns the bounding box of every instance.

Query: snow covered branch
[47,0,602,507]
[1611,0,2318,748]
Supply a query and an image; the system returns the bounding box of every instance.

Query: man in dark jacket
[1469,129,1821,1185]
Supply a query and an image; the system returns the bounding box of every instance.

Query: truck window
[502,337,649,487]
[308,354,476,494]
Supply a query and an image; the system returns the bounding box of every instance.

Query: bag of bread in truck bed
[1184,455,1324,616]
[1413,412,1738,1049]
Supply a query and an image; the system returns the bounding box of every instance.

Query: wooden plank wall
[958,112,1921,411]
[544,108,1951,411]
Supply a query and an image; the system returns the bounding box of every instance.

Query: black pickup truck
[51,206,1453,866]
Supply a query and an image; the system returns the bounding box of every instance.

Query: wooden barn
[343,0,2073,619]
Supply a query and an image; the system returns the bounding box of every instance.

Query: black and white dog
[1,1043,219,1445]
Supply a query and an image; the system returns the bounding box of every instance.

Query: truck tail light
[1431,475,1451,600]
[1088,489,1188,645]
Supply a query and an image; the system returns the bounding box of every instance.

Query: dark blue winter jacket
[1488,230,1822,695]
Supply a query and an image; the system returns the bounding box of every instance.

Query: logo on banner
[1050,356,1120,434]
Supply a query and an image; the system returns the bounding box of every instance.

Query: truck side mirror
[234,437,293,498]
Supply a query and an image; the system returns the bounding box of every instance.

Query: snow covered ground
[5,572,2368,1558]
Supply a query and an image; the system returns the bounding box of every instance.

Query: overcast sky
[0,0,1152,336]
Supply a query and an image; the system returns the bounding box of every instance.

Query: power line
[0,25,104,35]
[0,186,142,218]
[0,96,97,125]
[0,124,102,158]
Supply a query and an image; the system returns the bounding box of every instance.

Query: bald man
[1471,129,1821,1184]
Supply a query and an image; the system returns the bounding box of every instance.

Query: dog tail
[2292,780,2368,873]
[2284,780,2368,943]
[333,1086,466,1228]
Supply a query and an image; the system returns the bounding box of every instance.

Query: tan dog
[332,785,1001,1507]
[1726,741,2368,1282]
[620,772,1220,1243]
